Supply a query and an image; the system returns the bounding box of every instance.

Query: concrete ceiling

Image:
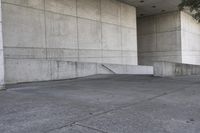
[119,0,182,17]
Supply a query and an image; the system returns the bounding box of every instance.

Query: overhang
[118,0,182,17]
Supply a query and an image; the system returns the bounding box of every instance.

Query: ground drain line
[45,85,192,133]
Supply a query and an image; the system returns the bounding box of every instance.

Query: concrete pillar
[138,11,200,66]
[0,0,5,90]
[138,11,182,66]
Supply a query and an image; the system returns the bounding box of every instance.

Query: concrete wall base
[154,61,200,77]
[0,84,5,90]
[5,59,153,84]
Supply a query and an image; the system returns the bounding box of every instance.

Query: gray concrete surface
[1,0,137,84]
[0,0,4,90]
[4,60,153,84]
[181,12,200,65]
[138,11,182,66]
[1,74,200,133]
[154,61,200,77]
[138,11,200,66]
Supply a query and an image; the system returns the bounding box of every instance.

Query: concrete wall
[138,11,182,66]
[181,12,200,65]
[154,61,200,77]
[0,1,4,90]
[2,0,138,84]
[4,60,153,84]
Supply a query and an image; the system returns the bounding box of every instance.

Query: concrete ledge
[154,61,200,77]
[101,64,153,75]
[5,59,153,84]
[0,84,5,91]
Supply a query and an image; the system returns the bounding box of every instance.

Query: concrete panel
[137,16,156,35]
[156,31,181,51]
[181,11,200,35]
[121,27,137,51]
[47,48,78,62]
[138,34,157,52]
[50,61,76,80]
[0,25,2,50]
[77,0,100,21]
[101,0,120,25]
[0,50,4,90]
[156,12,181,33]
[122,56,138,65]
[78,18,101,50]
[182,56,200,65]
[45,12,77,49]
[2,0,44,10]
[5,59,51,84]
[120,3,136,28]
[2,4,45,48]
[122,50,138,65]
[102,23,121,50]
[182,31,200,51]
[0,1,2,22]
[4,47,46,59]
[45,0,76,16]
[79,49,102,63]
[77,62,97,77]
[181,11,200,65]
[102,50,122,64]
[139,55,182,66]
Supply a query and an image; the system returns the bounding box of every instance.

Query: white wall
[181,11,200,65]
[138,12,182,66]
[2,0,137,84]
[0,1,4,89]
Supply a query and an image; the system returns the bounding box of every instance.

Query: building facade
[0,0,199,89]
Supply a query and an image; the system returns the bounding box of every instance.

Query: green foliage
[179,0,200,22]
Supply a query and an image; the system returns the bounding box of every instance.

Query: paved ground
[0,74,200,133]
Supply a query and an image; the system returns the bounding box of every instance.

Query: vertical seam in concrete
[76,0,80,62]
[100,0,103,63]
[43,0,52,80]
[179,11,183,63]
[120,2,123,64]
[1,0,5,87]
[44,0,47,60]
[155,16,157,50]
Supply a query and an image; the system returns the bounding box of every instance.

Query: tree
[179,0,200,22]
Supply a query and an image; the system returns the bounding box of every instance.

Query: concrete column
[0,0,5,90]
[138,11,182,66]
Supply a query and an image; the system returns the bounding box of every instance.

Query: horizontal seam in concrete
[139,50,182,53]
[44,84,193,133]
[2,2,137,30]
[5,56,138,60]
[138,29,181,36]
[4,47,137,52]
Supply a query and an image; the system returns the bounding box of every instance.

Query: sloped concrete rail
[154,61,200,77]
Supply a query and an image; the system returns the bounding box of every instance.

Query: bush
[179,0,200,22]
